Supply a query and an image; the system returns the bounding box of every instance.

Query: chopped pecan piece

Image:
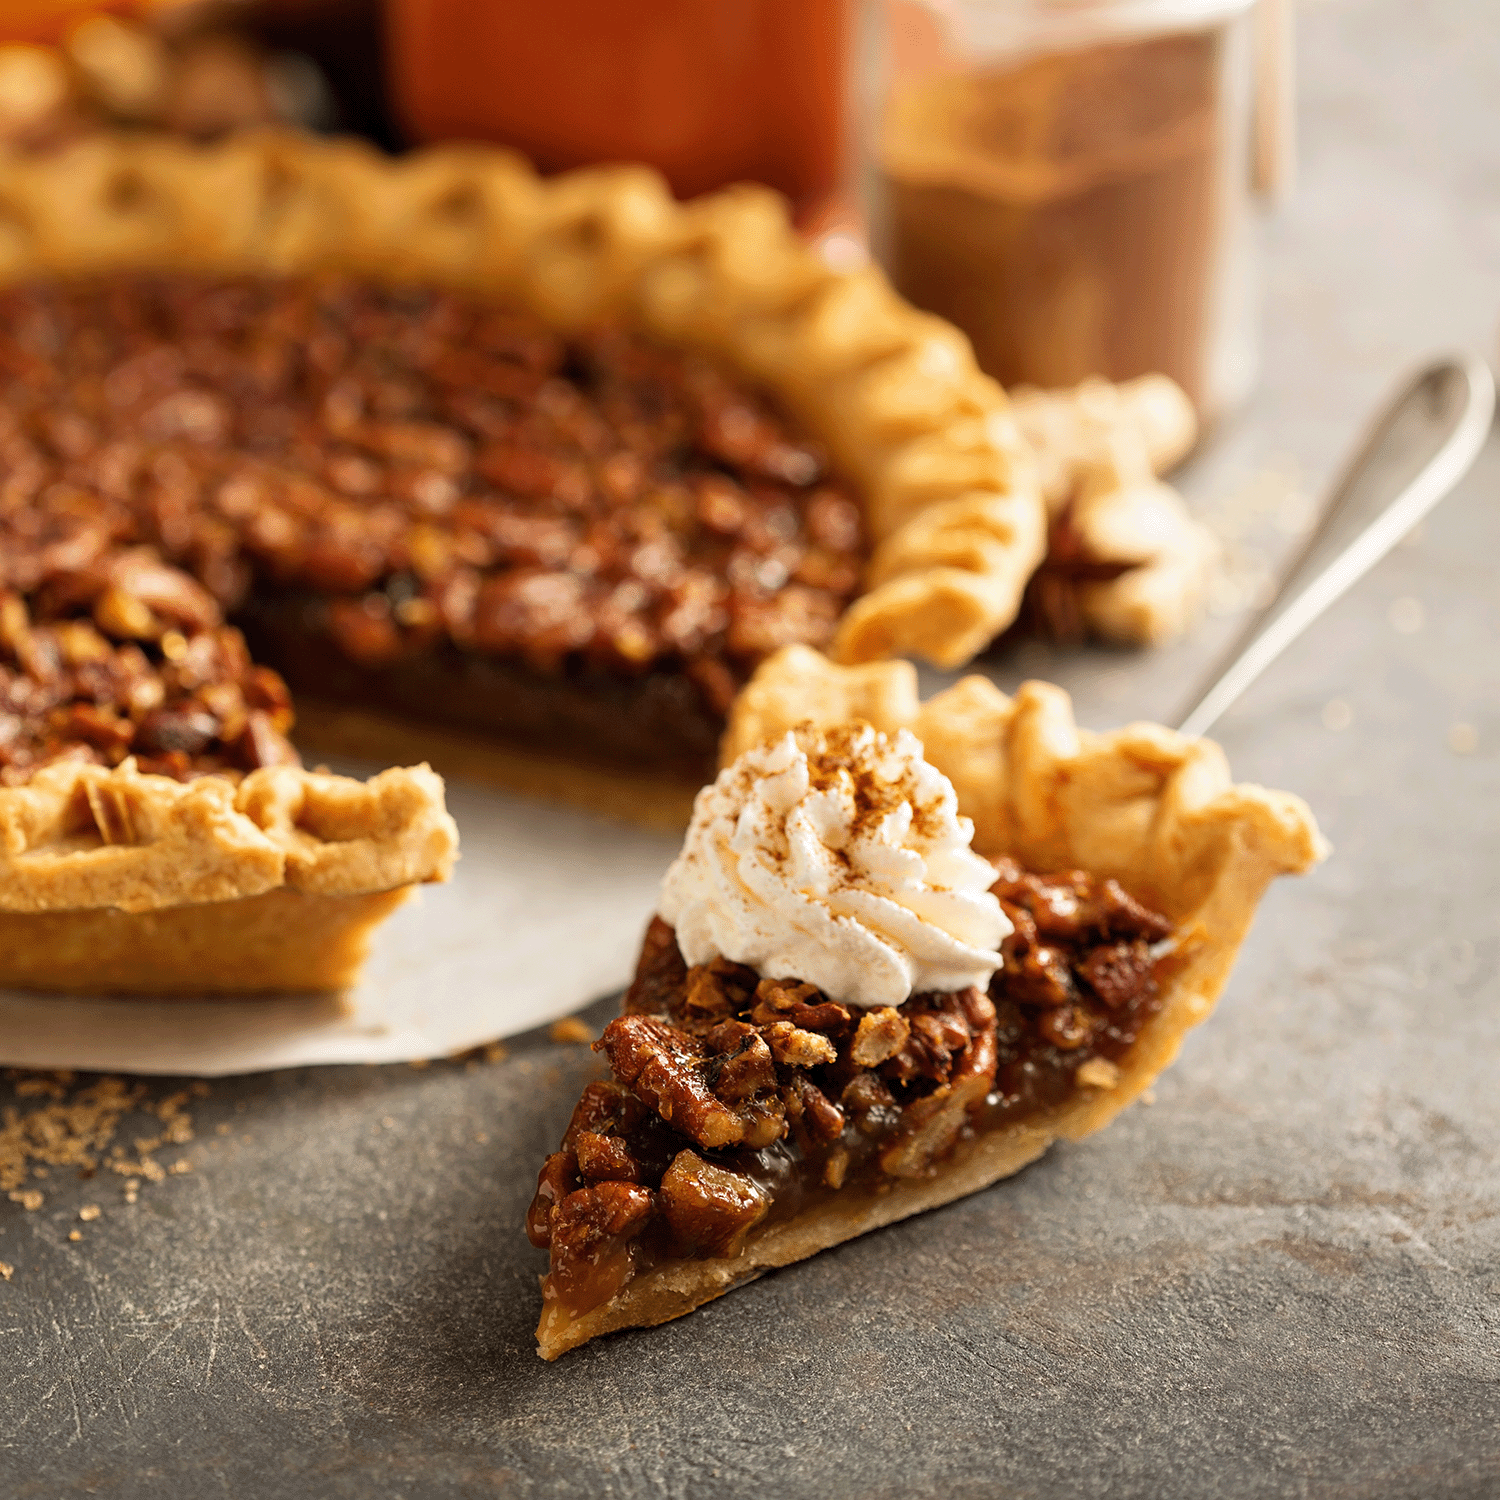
[1037,1005,1098,1050]
[998,903,1079,1009]
[574,1132,639,1184]
[750,976,851,1035]
[658,1150,768,1258]
[624,915,688,1016]
[1078,940,1156,1010]
[882,989,982,1087]
[702,1024,777,1104]
[879,1074,990,1179]
[750,977,820,1017]
[851,1006,911,1067]
[764,1020,837,1068]
[525,1150,580,1249]
[682,965,736,1024]
[782,1075,844,1145]
[840,1070,899,1137]
[598,1016,748,1150]
[545,1183,656,1313]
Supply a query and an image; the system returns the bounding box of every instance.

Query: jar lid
[947,0,1255,56]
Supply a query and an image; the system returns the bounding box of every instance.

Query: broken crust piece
[1009,375,1218,645]
[0,759,457,994]
[531,648,1322,1358]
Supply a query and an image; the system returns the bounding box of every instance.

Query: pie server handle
[1174,353,1496,738]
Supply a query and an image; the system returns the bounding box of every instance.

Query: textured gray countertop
[3,0,1498,1494]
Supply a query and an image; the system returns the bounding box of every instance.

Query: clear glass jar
[866,0,1263,421]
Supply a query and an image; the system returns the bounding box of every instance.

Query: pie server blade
[1175,353,1495,738]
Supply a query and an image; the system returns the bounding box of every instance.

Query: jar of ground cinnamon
[870,0,1268,421]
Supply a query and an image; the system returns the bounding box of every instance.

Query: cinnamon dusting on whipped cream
[658,722,1009,1009]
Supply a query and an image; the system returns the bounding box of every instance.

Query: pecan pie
[0,131,1046,823]
[0,428,458,995]
[526,658,1323,1358]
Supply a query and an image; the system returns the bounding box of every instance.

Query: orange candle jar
[386,0,850,219]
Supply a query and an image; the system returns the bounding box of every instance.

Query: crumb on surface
[1448,722,1478,755]
[550,1017,596,1047]
[1076,1058,1122,1090]
[0,1261,12,1280]
[1321,698,1353,732]
[67,1230,81,1242]
[2,1071,204,1233]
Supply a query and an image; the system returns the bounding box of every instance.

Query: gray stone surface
[2,0,1498,1493]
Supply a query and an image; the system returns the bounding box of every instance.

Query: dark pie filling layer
[1017,508,1137,644]
[0,274,867,784]
[526,860,1175,1322]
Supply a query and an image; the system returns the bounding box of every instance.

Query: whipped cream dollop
[657,723,1009,1009]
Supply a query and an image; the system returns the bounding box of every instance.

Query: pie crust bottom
[0,886,411,996]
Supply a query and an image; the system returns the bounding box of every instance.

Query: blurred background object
[868,0,1288,422]
[0,0,373,150]
[385,0,850,223]
[0,0,1294,433]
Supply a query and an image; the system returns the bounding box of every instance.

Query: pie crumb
[550,1018,595,1047]
[1321,698,1353,732]
[0,1261,12,1281]
[2,1072,204,1228]
[1448,722,1478,755]
[1075,1058,1122,1090]
[67,1230,82,1242]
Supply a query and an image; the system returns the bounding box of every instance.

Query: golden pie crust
[1009,375,1219,645]
[535,646,1324,1357]
[0,758,457,994]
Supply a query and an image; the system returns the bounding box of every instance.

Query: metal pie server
[1175,354,1496,738]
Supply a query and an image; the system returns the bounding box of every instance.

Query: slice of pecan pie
[0,131,1047,824]
[526,656,1323,1358]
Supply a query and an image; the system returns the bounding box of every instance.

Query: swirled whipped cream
[657,723,1009,1009]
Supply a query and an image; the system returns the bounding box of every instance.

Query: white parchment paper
[0,768,684,1076]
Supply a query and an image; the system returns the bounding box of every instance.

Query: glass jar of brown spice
[868,0,1272,422]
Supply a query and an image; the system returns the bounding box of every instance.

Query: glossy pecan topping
[0,534,296,785]
[0,274,868,736]
[529,866,1174,1319]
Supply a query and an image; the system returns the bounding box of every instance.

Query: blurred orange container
[0,1,167,44]
[386,0,850,219]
